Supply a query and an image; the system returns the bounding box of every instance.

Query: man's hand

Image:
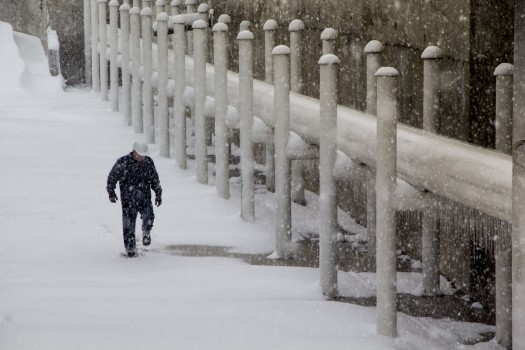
[155,196,162,207]
[109,191,118,203]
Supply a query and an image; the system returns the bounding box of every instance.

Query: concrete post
[422,46,442,133]
[141,7,154,143]
[512,5,525,347]
[109,0,120,111]
[289,19,306,206]
[375,67,400,338]
[173,15,187,169]
[130,6,143,133]
[186,0,196,56]
[156,0,166,15]
[91,0,100,91]
[495,64,514,154]
[98,0,109,101]
[421,46,443,296]
[213,22,230,199]
[364,40,384,258]
[120,3,132,126]
[273,45,292,258]
[321,28,337,55]
[193,19,208,184]
[263,20,277,84]
[263,19,277,193]
[238,30,255,222]
[170,0,181,15]
[494,62,514,349]
[142,0,152,10]
[513,140,525,350]
[198,3,209,22]
[84,0,92,86]
[157,13,170,157]
[319,54,340,298]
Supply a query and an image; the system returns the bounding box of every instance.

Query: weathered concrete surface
[0,0,48,50]
[0,0,85,85]
[211,0,514,146]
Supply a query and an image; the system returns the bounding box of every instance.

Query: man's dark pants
[121,198,154,251]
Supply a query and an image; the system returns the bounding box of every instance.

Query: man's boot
[143,230,151,246]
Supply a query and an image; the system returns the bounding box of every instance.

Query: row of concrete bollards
[84,0,525,348]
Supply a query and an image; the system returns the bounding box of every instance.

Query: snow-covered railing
[85,1,525,348]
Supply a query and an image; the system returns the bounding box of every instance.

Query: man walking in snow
[107,141,162,257]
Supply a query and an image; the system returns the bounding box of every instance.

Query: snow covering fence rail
[84,0,525,348]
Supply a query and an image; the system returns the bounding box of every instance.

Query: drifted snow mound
[0,21,64,98]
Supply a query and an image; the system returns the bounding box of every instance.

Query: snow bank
[0,21,63,98]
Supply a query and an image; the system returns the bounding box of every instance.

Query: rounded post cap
[185,0,197,5]
[157,12,169,21]
[173,14,185,24]
[120,3,131,11]
[171,0,182,5]
[318,53,340,65]
[156,0,166,5]
[494,63,514,76]
[213,22,228,32]
[217,14,231,24]
[109,0,119,7]
[129,6,141,15]
[321,28,338,40]
[98,0,108,3]
[192,19,207,29]
[288,19,305,32]
[240,20,251,31]
[375,67,400,77]
[272,45,290,55]
[198,3,209,13]
[364,40,384,53]
[140,7,153,16]
[263,19,278,31]
[421,46,443,59]
[237,30,254,40]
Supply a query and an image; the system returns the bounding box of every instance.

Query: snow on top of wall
[0,21,63,98]
[46,26,59,51]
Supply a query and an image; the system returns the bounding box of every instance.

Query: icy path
[0,22,498,350]
[0,87,498,350]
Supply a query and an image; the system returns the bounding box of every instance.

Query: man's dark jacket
[107,153,162,202]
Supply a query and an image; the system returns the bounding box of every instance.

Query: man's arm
[149,159,162,206]
[107,158,124,201]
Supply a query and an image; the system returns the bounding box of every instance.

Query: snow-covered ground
[0,21,500,349]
